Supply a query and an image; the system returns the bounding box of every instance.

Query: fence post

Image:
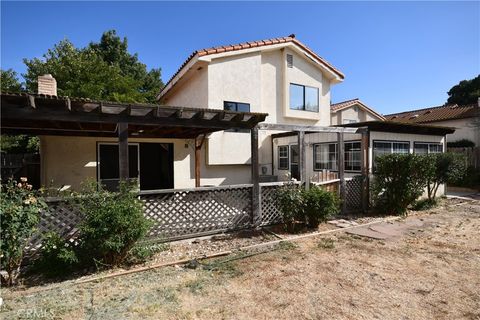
[118,122,129,181]
[251,126,261,226]
[337,132,346,213]
[360,129,370,213]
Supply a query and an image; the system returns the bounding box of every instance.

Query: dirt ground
[2,198,479,320]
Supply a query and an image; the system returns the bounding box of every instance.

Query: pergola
[1,93,268,188]
[2,92,368,218]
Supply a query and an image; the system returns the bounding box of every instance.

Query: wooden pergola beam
[118,123,129,182]
[258,123,359,133]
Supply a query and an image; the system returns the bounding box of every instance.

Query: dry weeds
[2,198,479,319]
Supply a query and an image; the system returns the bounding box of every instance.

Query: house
[385,103,479,147]
[157,34,453,189]
[330,98,386,125]
[2,35,455,195]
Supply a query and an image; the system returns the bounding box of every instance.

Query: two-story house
[31,35,454,191]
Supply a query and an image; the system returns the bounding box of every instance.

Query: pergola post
[297,130,308,189]
[337,132,346,213]
[251,126,261,225]
[360,130,370,212]
[118,122,129,182]
[194,135,205,188]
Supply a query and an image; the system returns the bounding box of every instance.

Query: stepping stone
[346,227,390,240]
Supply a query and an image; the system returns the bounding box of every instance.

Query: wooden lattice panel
[27,199,83,254]
[141,186,253,240]
[345,176,364,212]
[259,185,283,226]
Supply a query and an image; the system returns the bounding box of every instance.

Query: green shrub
[276,183,339,231]
[0,178,46,285]
[126,243,169,264]
[275,183,304,231]
[35,232,78,278]
[412,198,437,211]
[372,154,430,215]
[424,153,467,200]
[303,186,340,228]
[452,165,480,189]
[74,180,151,267]
[447,139,475,148]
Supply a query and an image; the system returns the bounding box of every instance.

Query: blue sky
[1,1,479,114]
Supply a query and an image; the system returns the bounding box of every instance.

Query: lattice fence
[26,198,83,256]
[259,184,283,226]
[345,175,364,212]
[140,185,253,241]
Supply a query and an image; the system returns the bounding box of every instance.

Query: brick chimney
[37,74,57,96]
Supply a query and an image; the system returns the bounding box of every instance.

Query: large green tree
[23,30,163,103]
[1,69,24,93]
[447,75,480,105]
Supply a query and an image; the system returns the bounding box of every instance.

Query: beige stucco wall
[430,118,479,146]
[39,135,196,190]
[160,64,208,108]
[160,45,339,179]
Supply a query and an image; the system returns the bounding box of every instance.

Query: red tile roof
[385,104,478,124]
[158,34,344,99]
[330,98,386,120]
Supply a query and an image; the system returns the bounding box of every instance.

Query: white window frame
[344,141,362,172]
[372,140,410,169]
[413,142,444,154]
[278,145,289,170]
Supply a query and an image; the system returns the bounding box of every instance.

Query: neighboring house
[16,35,454,193]
[385,103,480,147]
[330,98,386,125]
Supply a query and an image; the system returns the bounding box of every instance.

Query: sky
[1,1,479,114]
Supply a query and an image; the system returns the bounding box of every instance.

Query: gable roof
[385,103,478,124]
[158,34,344,100]
[330,98,386,121]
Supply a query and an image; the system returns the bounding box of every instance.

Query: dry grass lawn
[2,198,480,319]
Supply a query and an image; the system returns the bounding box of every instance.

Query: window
[289,84,319,112]
[345,141,361,171]
[224,101,250,112]
[314,141,361,172]
[224,101,250,132]
[314,143,337,171]
[414,142,443,154]
[373,141,410,169]
[287,54,293,68]
[278,145,289,170]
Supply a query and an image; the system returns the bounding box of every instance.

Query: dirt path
[2,199,480,319]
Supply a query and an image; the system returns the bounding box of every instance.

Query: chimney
[37,74,57,96]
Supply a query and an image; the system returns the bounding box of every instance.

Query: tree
[0,69,39,153]
[1,69,24,93]
[447,75,480,105]
[23,30,163,103]
[424,153,467,201]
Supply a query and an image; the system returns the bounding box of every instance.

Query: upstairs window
[289,84,319,112]
[414,142,443,154]
[224,101,250,132]
[224,101,250,112]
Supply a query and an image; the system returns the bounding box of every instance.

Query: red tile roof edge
[385,103,478,124]
[158,35,344,99]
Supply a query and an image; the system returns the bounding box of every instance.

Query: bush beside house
[276,184,340,231]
